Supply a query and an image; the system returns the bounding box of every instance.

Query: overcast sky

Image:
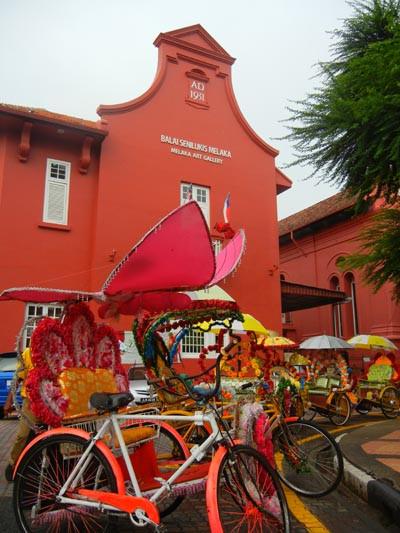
[1,0,355,219]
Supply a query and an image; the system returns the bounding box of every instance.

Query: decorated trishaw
[355,352,400,418]
[2,201,295,532]
[298,348,355,426]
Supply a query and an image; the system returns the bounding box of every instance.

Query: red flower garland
[94,324,122,372]
[63,302,95,368]
[30,317,73,375]
[26,367,68,426]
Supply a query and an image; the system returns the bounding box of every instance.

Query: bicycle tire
[207,444,290,532]
[327,392,351,426]
[273,419,343,497]
[13,433,117,532]
[381,386,400,419]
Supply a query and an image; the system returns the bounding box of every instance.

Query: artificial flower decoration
[26,367,69,426]
[94,324,122,371]
[26,302,128,426]
[30,317,73,375]
[63,302,96,367]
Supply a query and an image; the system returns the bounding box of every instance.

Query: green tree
[286,0,400,206]
[285,1,400,300]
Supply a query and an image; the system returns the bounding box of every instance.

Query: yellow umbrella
[347,334,397,351]
[195,313,276,336]
[257,335,296,347]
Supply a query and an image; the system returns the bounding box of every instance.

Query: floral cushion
[59,368,118,417]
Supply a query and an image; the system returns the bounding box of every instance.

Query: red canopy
[103,201,216,297]
[206,229,245,287]
[1,202,246,313]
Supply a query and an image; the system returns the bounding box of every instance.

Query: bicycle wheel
[273,419,343,497]
[13,434,117,533]
[207,444,290,532]
[381,386,400,419]
[327,393,351,426]
[153,423,188,517]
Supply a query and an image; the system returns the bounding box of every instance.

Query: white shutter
[43,159,70,225]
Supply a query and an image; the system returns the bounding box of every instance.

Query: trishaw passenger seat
[315,376,329,389]
[90,392,134,412]
[328,377,341,388]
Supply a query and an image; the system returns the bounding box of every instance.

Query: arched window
[344,272,359,336]
[330,276,343,337]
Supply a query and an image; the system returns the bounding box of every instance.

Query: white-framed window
[43,159,71,225]
[180,182,210,225]
[23,303,63,348]
[181,330,216,359]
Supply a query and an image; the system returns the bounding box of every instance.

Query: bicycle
[238,380,344,498]
[13,337,290,532]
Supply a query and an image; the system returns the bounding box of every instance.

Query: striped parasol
[347,334,397,351]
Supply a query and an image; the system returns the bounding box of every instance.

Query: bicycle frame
[53,408,226,524]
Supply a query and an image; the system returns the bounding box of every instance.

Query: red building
[279,192,400,358]
[0,25,291,358]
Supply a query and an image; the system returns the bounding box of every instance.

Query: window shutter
[43,159,70,225]
[46,181,67,223]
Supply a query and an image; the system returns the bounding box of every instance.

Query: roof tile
[0,103,106,135]
[279,191,355,236]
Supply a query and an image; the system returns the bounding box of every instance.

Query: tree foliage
[285,0,400,208]
[285,1,400,300]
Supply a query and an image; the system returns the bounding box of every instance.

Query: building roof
[0,103,107,137]
[281,280,348,312]
[279,191,356,237]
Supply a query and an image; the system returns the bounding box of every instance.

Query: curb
[336,434,400,525]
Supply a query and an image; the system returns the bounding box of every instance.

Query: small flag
[223,192,231,223]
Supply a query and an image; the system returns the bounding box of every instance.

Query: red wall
[0,25,286,351]
[0,117,101,350]
[93,27,284,335]
[280,206,400,362]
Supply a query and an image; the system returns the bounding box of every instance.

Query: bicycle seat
[90,392,134,412]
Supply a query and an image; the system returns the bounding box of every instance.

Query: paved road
[0,414,398,532]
